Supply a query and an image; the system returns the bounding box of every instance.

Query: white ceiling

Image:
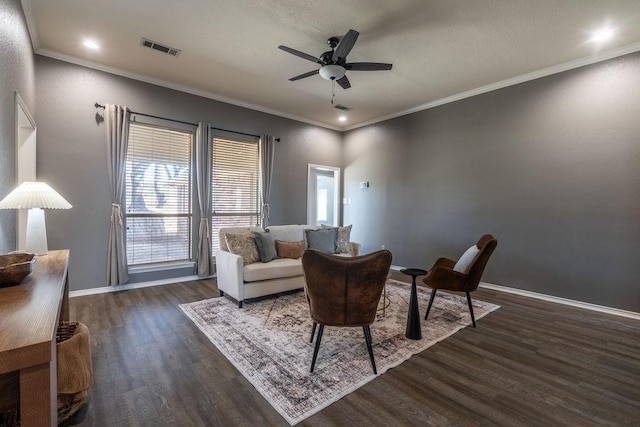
[23,0,640,130]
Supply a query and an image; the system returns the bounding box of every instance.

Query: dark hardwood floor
[62,273,640,426]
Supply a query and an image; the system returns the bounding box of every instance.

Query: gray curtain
[196,123,213,276]
[104,104,130,285]
[260,135,276,227]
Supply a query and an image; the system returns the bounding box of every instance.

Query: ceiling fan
[278,29,392,89]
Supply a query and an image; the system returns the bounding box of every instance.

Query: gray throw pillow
[322,224,352,253]
[305,228,337,253]
[253,231,277,263]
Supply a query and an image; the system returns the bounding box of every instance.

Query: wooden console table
[0,250,70,426]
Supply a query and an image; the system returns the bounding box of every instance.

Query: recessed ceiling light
[83,39,100,50]
[588,27,616,43]
[338,116,347,122]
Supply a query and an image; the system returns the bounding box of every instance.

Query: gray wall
[35,56,342,291]
[0,0,36,253]
[344,52,640,312]
[5,0,639,310]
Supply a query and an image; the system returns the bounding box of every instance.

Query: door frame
[307,164,340,226]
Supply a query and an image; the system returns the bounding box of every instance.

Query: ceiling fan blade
[289,69,319,81]
[278,45,320,64]
[345,62,393,71]
[336,75,351,89]
[332,29,359,62]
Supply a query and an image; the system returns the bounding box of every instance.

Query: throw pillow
[322,224,352,253]
[453,245,480,274]
[305,228,337,253]
[225,232,260,266]
[275,240,305,259]
[253,231,277,263]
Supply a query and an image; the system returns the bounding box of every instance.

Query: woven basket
[56,321,93,423]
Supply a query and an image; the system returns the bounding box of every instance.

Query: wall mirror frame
[15,92,37,250]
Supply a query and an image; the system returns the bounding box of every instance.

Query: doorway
[307,164,340,226]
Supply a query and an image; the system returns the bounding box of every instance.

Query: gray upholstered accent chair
[301,249,392,374]
[423,234,497,327]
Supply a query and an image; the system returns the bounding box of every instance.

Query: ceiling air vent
[333,104,351,111]
[141,38,181,57]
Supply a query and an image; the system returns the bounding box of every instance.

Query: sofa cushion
[275,240,305,259]
[322,224,352,254]
[225,232,260,265]
[219,226,262,251]
[266,225,304,242]
[305,228,337,253]
[243,258,304,282]
[253,231,277,263]
[336,224,353,254]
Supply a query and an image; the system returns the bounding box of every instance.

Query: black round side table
[400,268,428,340]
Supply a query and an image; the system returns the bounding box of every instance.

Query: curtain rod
[95,103,279,141]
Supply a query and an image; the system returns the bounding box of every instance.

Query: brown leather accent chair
[301,249,392,374]
[423,234,497,327]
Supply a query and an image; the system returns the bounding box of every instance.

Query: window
[125,123,192,266]
[211,137,260,254]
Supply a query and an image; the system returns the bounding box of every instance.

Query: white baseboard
[479,281,640,320]
[70,270,639,321]
[69,275,202,297]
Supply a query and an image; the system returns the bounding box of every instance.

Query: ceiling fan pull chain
[331,80,335,105]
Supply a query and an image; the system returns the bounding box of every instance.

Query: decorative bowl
[0,253,37,285]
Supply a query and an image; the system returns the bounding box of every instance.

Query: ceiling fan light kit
[319,64,345,81]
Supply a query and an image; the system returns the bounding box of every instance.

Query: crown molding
[20,0,640,135]
[35,48,343,132]
[343,41,640,131]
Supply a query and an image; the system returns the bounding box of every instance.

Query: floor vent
[333,104,351,111]
[141,38,181,57]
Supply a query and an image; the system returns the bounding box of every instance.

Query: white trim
[69,275,202,298]
[34,48,342,132]
[21,0,640,135]
[68,267,640,320]
[343,41,640,131]
[20,0,40,51]
[128,261,195,274]
[307,164,341,226]
[479,282,640,320]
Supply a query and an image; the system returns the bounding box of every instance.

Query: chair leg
[363,325,377,375]
[466,291,476,327]
[310,321,317,343]
[238,300,243,308]
[310,324,324,373]
[425,288,437,320]
[219,290,224,297]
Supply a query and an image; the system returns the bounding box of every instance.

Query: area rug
[179,279,499,425]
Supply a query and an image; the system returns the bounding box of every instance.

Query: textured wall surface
[344,52,640,312]
[11,0,640,310]
[35,56,341,290]
[0,0,36,253]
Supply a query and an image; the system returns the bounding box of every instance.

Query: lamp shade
[0,182,72,210]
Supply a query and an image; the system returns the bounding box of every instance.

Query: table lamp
[0,182,72,255]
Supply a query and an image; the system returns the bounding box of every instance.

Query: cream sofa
[215,224,359,307]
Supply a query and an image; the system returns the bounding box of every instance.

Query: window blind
[211,137,260,253]
[126,123,192,265]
